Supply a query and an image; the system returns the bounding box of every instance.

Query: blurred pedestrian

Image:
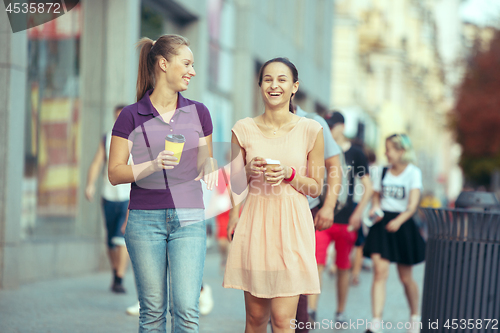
[206,163,233,272]
[363,134,425,333]
[85,104,130,294]
[223,58,324,333]
[116,209,141,317]
[294,104,342,331]
[108,34,217,332]
[351,146,378,285]
[307,111,373,324]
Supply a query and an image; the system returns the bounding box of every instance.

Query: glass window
[141,3,163,39]
[314,0,325,66]
[295,0,305,48]
[208,0,234,94]
[22,4,82,238]
[208,0,222,89]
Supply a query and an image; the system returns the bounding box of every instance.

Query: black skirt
[363,211,425,265]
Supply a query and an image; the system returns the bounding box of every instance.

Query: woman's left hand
[265,164,290,187]
[195,157,218,190]
[386,219,403,233]
[227,215,239,242]
[348,211,363,231]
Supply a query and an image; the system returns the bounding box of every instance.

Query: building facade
[329,0,464,202]
[0,0,143,288]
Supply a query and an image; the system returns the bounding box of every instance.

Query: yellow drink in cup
[165,134,186,163]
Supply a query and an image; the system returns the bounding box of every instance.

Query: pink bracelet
[284,167,296,182]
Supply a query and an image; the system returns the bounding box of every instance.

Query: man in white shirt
[85,105,130,294]
[294,105,342,331]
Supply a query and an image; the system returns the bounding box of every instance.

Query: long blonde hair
[386,134,416,163]
[136,34,190,102]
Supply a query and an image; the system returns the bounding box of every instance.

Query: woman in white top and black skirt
[363,134,425,333]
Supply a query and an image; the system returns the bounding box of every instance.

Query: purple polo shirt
[112,90,213,210]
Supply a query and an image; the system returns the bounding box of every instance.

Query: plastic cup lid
[265,159,280,164]
[165,134,185,143]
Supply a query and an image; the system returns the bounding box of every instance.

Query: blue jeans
[125,209,206,333]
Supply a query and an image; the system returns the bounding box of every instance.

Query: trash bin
[420,192,500,333]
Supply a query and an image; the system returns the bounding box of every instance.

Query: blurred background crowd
[0,0,499,289]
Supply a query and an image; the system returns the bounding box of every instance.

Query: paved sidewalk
[0,247,424,333]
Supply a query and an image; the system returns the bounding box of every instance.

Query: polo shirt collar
[138,89,192,116]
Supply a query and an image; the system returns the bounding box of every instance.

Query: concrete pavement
[0,245,424,333]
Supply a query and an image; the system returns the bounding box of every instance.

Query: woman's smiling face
[163,45,196,92]
[260,62,299,108]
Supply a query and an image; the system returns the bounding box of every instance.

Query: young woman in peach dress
[223,58,325,333]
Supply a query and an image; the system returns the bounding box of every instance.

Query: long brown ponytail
[136,35,190,102]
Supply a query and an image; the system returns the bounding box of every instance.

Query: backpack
[304,113,349,213]
[329,150,350,214]
[380,166,389,196]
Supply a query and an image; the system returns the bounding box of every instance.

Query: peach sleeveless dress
[223,117,322,298]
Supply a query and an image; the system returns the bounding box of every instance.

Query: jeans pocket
[176,208,205,227]
[126,210,166,240]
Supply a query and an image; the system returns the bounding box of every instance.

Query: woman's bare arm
[108,135,178,185]
[229,132,254,194]
[284,130,325,197]
[194,134,218,190]
[85,141,106,200]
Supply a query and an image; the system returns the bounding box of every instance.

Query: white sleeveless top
[102,132,131,202]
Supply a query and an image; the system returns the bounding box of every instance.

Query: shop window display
[22,4,82,238]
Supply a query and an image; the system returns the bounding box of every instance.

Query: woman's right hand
[227,215,239,242]
[153,150,179,171]
[245,157,266,177]
[85,184,95,201]
[368,206,383,223]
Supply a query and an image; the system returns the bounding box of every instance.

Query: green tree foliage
[452,29,500,188]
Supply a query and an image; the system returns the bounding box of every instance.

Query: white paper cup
[264,159,280,183]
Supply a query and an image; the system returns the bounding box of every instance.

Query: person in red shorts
[208,164,244,272]
[214,167,232,269]
[308,111,373,324]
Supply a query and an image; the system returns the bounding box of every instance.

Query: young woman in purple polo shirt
[108,34,217,333]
